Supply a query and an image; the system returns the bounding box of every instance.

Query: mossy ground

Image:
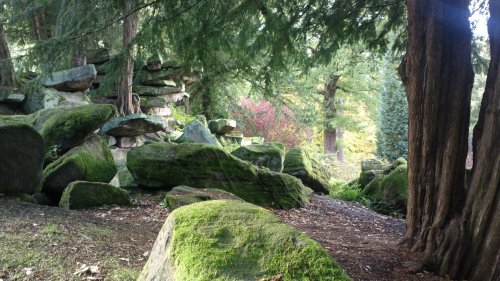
[140,200,351,281]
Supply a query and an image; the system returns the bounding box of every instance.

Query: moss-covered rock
[176,120,221,146]
[138,200,351,281]
[362,164,408,213]
[231,143,285,172]
[42,136,117,200]
[127,143,312,209]
[283,147,330,194]
[163,186,243,210]
[360,159,388,172]
[59,181,130,209]
[358,170,384,189]
[0,121,45,194]
[30,104,117,154]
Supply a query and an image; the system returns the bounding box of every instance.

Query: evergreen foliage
[376,58,408,161]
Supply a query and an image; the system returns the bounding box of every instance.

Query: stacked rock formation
[89,49,190,117]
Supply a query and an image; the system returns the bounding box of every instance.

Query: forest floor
[0,193,445,281]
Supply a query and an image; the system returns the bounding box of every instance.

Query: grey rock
[0,121,45,194]
[100,114,166,137]
[41,64,97,92]
[208,119,236,135]
[23,87,63,114]
[176,120,221,146]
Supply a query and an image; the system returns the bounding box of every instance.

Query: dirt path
[273,195,444,281]
[0,194,444,281]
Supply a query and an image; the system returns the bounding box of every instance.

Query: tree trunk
[324,75,340,154]
[0,22,15,87]
[336,98,345,162]
[116,1,139,116]
[71,48,87,67]
[31,10,51,40]
[402,0,499,279]
[432,1,500,279]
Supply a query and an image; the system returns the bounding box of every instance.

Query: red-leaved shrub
[232,98,313,149]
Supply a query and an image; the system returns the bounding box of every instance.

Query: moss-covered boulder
[23,87,63,114]
[127,143,312,208]
[362,164,408,213]
[138,200,351,281]
[42,136,117,200]
[59,181,130,210]
[163,186,243,210]
[0,122,45,194]
[360,159,388,172]
[283,147,330,194]
[30,104,117,154]
[176,120,221,146]
[231,143,285,172]
[358,170,384,189]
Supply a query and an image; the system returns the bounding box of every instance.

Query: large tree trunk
[116,1,139,115]
[324,75,340,154]
[402,0,499,279]
[0,22,15,87]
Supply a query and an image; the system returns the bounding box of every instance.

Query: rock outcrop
[176,120,221,146]
[231,143,285,172]
[283,147,331,194]
[127,143,313,209]
[59,181,130,210]
[42,136,117,200]
[100,113,166,137]
[41,64,97,92]
[208,118,236,135]
[362,163,408,213]
[0,121,45,194]
[137,200,351,281]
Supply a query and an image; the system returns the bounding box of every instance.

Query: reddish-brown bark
[403,0,499,279]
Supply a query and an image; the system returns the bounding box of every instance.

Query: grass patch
[329,181,406,218]
[42,223,59,235]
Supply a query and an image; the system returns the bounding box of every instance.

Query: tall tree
[116,0,140,115]
[323,74,340,155]
[401,0,499,279]
[376,58,408,161]
[0,22,15,87]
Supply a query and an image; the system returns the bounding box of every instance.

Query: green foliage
[376,57,408,161]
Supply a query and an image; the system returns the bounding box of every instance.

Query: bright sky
[470,0,489,38]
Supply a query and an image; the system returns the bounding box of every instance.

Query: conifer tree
[376,59,408,161]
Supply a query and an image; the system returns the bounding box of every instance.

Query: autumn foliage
[232,99,313,149]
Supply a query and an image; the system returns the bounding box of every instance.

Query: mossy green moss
[231,143,285,172]
[42,136,117,199]
[127,143,312,208]
[59,181,130,209]
[163,186,242,210]
[362,164,408,213]
[138,200,351,281]
[30,104,117,154]
[283,147,330,194]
